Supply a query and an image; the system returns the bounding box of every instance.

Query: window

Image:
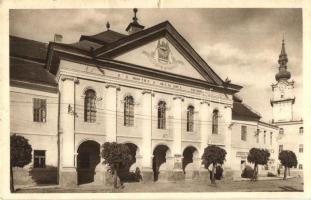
[270,132,273,145]
[34,150,46,168]
[212,110,219,134]
[124,96,134,126]
[264,131,266,144]
[279,128,284,135]
[299,164,303,169]
[158,101,166,129]
[187,105,194,132]
[299,144,303,153]
[241,125,247,141]
[256,129,260,143]
[33,98,46,122]
[279,145,283,153]
[299,127,303,134]
[84,89,96,123]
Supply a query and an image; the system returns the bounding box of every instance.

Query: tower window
[256,129,260,143]
[299,144,303,153]
[299,127,303,134]
[264,131,266,144]
[270,132,273,145]
[279,145,283,153]
[279,128,284,135]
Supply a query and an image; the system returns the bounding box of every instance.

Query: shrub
[241,165,254,178]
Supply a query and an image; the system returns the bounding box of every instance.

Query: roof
[232,101,261,121]
[10,36,48,62]
[10,58,57,87]
[80,30,127,45]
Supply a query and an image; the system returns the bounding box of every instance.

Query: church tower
[271,39,295,123]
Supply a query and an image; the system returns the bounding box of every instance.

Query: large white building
[270,39,304,175]
[10,10,243,187]
[10,9,297,188]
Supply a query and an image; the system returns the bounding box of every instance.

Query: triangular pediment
[94,21,224,85]
[114,38,206,81]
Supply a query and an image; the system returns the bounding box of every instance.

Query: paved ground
[15,177,303,193]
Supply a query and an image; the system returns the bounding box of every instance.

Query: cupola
[125,8,145,34]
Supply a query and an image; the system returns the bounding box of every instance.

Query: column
[224,105,233,168]
[141,90,153,182]
[167,96,184,181]
[199,100,210,181]
[105,84,119,142]
[59,75,79,187]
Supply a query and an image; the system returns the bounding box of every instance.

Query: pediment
[114,38,206,81]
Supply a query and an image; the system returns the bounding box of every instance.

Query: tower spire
[275,37,291,81]
[125,8,145,34]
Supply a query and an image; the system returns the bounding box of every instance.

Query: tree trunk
[252,163,258,181]
[283,167,287,180]
[10,166,14,192]
[211,163,216,184]
[113,167,118,189]
[288,168,290,176]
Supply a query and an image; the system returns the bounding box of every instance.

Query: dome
[275,70,291,81]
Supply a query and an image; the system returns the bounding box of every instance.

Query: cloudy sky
[10,8,303,122]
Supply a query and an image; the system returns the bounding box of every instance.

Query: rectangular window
[241,125,247,141]
[34,150,46,168]
[270,132,273,145]
[256,129,260,143]
[299,164,303,169]
[299,144,303,153]
[264,131,266,144]
[33,98,47,122]
[279,145,283,153]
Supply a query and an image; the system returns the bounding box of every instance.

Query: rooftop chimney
[125,8,144,34]
[54,34,63,43]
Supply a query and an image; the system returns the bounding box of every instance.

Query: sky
[9,8,303,122]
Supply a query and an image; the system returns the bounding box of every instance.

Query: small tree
[201,145,226,184]
[278,150,297,180]
[101,142,132,189]
[247,148,270,181]
[10,134,32,192]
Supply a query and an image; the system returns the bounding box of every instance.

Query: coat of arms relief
[142,39,184,70]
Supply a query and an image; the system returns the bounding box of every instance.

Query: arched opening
[182,146,199,180]
[118,143,138,182]
[153,145,170,182]
[77,140,100,185]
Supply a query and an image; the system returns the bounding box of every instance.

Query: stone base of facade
[199,169,210,181]
[13,167,58,186]
[223,168,234,181]
[185,170,200,180]
[59,167,77,187]
[167,169,185,181]
[141,168,154,182]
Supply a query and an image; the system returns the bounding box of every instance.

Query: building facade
[10,11,244,187]
[230,96,278,177]
[270,39,304,175]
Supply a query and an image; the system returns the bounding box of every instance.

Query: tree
[201,145,226,184]
[10,134,32,192]
[278,150,297,180]
[247,148,270,181]
[101,142,132,189]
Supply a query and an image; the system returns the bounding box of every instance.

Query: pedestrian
[135,167,143,182]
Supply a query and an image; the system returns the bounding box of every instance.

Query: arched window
[124,96,134,126]
[84,89,96,123]
[279,128,284,135]
[299,127,303,134]
[212,109,218,134]
[158,101,166,129]
[187,105,194,132]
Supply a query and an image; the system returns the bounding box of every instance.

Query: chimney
[125,8,144,34]
[54,34,63,43]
